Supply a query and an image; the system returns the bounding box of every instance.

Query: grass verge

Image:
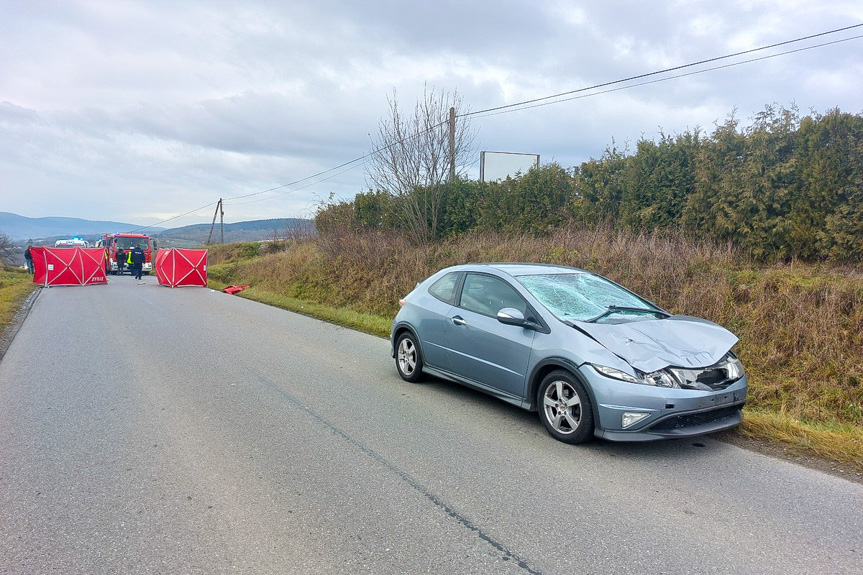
[207,280,392,337]
[0,266,38,329]
[0,266,39,359]
[740,411,863,473]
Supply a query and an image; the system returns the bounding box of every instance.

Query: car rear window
[428,272,460,303]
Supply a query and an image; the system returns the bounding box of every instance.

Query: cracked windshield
[517,273,656,322]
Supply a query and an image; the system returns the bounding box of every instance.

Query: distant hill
[0,211,157,242]
[154,218,315,247]
[0,212,315,250]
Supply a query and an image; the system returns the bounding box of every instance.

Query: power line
[221,155,367,202]
[134,200,220,233]
[461,23,863,119]
[227,162,361,206]
[141,23,863,230]
[469,34,863,119]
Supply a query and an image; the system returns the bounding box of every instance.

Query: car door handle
[451,316,467,326]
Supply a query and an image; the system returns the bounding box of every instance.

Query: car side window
[428,272,460,304]
[459,273,527,317]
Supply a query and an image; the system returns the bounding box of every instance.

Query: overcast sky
[2,1,861,228]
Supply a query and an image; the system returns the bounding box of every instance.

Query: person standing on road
[115,247,126,275]
[130,244,145,280]
[24,245,33,274]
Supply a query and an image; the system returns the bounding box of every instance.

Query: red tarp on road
[30,246,107,286]
[155,248,208,287]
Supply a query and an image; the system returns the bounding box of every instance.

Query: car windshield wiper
[585,305,669,323]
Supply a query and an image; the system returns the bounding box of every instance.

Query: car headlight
[590,364,677,388]
[724,352,745,380]
[667,352,745,390]
[641,370,677,388]
[591,364,642,384]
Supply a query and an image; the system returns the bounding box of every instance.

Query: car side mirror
[497,308,536,329]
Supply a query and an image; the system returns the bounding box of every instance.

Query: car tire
[537,370,594,444]
[395,332,424,383]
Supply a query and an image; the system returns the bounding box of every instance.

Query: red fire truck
[96,233,158,275]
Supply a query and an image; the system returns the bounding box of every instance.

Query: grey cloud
[1,0,861,226]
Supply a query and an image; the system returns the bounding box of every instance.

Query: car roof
[450,263,587,277]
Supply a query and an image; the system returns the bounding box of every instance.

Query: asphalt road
[1,275,861,574]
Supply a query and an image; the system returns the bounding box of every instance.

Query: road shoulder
[0,287,40,362]
[714,429,863,485]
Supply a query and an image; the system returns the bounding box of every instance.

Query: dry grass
[741,411,863,473]
[0,265,38,330]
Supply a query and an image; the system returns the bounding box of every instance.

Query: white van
[54,238,90,248]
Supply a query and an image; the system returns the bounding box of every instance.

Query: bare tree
[285,219,317,241]
[366,85,476,243]
[0,231,17,265]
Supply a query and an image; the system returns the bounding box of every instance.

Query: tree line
[316,104,863,263]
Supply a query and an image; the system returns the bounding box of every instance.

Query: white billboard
[480,151,540,182]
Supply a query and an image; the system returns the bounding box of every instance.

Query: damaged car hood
[572,316,738,373]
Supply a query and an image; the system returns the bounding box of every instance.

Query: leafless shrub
[285,220,317,241]
[0,231,17,264]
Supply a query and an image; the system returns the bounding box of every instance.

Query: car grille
[671,366,739,390]
[696,368,727,387]
[649,405,742,431]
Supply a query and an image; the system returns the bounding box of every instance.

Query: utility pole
[448,106,456,183]
[220,198,225,245]
[207,198,223,245]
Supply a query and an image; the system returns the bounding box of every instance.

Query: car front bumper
[580,365,748,441]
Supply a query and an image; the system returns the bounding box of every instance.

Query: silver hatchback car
[390,263,747,443]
